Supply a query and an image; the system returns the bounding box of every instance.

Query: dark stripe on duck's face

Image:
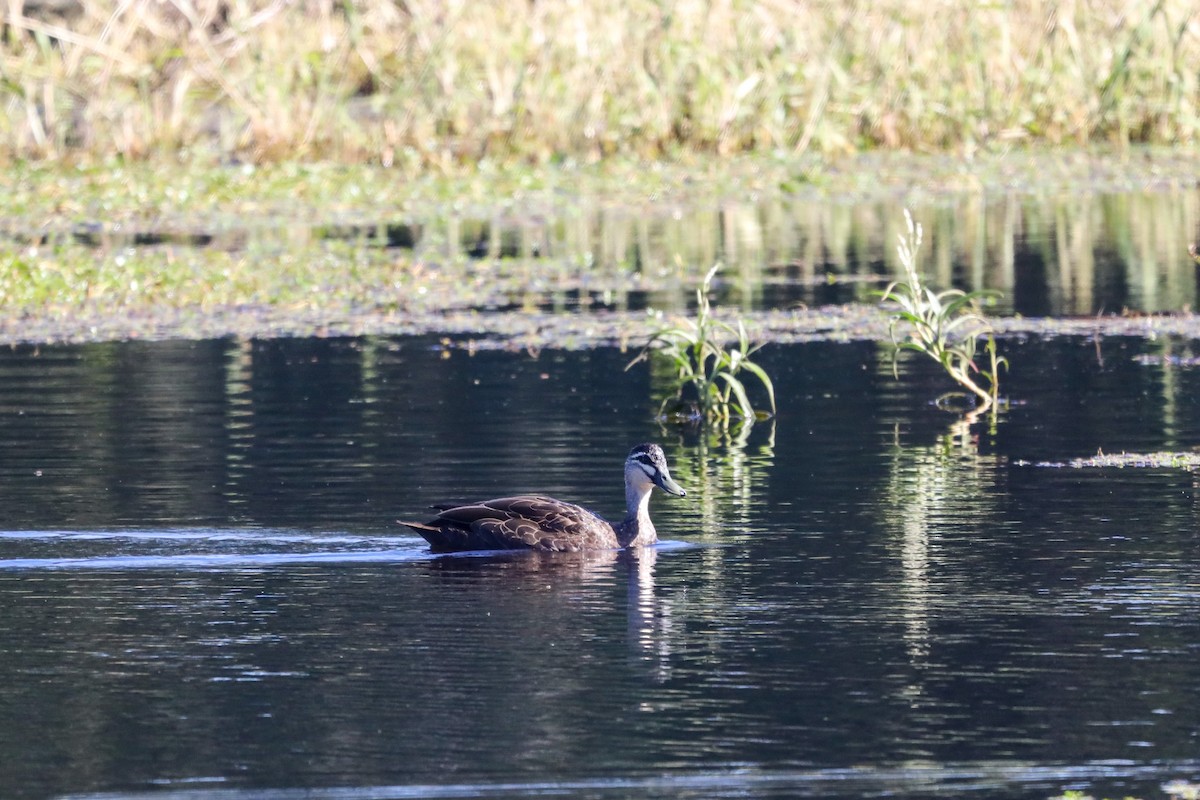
[630,444,664,467]
[633,453,662,484]
[632,455,666,482]
[630,447,686,497]
[632,453,658,470]
[635,461,659,482]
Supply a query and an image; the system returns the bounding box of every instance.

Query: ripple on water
[53,760,1200,800]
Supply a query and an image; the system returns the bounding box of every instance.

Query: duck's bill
[657,474,687,497]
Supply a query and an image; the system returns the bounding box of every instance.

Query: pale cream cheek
[627,465,656,491]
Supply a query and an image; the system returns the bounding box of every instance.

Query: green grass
[2,0,1199,166]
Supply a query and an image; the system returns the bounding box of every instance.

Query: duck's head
[625,443,686,497]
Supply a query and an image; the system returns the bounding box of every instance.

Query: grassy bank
[2,150,1200,345]
[2,0,1198,166]
[3,149,1198,316]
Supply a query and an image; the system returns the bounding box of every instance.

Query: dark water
[1,336,1199,800]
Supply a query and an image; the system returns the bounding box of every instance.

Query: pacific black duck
[401,443,686,552]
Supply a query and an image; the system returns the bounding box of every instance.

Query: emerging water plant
[882,210,1005,416]
[1023,449,1200,471]
[629,263,775,424]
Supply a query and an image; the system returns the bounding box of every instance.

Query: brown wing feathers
[403,495,618,552]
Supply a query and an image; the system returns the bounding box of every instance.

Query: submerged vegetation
[1055,779,1200,800]
[629,264,775,425]
[883,211,1006,416]
[1,0,1199,166]
[1025,450,1200,470]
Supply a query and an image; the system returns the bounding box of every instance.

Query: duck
[400,443,686,552]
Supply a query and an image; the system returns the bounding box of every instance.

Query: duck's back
[405,495,620,552]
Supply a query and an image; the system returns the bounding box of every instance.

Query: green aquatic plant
[1023,449,1200,471]
[1054,780,1200,800]
[629,263,775,424]
[882,210,1005,416]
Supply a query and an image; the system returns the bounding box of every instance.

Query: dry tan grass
[1,0,1198,165]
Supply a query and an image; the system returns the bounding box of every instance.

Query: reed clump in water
[882,210,1006,417]
[2,0,1198,166]
[628,263,776,425]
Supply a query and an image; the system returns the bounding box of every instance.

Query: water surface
[1,336,1198,799]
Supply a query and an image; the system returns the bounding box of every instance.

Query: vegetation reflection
[3,172,1200,341]
[666,419,776,543]
[877,417,1005,675]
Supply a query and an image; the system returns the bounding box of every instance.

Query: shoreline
[6,303,1200,349]
[4,148,1200,348]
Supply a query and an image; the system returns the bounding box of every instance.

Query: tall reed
[1,0,1197,165]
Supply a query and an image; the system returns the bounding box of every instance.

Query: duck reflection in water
[420,546,675,683]
[400,444,686,553]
